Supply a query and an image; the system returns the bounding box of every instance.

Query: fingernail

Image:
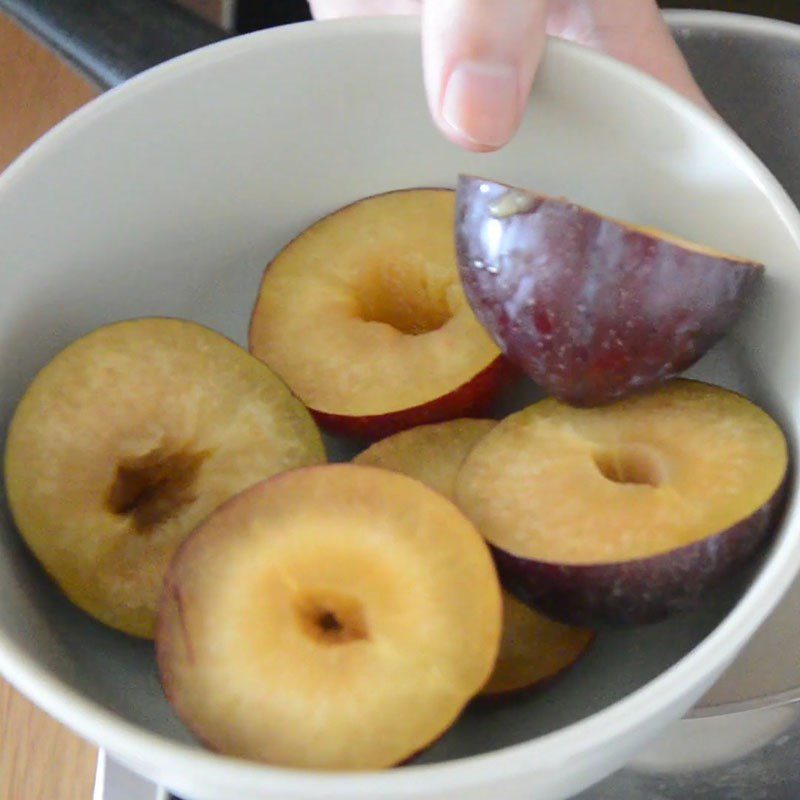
[441,60,519,148]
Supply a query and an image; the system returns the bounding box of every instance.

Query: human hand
[308,1,710,152]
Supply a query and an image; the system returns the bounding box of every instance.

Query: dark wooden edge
[0,0,228,89]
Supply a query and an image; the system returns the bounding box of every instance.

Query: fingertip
[438,60,520,150]
[435,120,508,153]
[421,0,548,152]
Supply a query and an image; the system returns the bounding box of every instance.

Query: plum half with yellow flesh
[355,419,594,697]
[456,380,788,626]
[250,189,509,439]
[4,318,325,638]
[156,465,501,770]
[483,592,595,698]
[354,417,496,497]
[455,176,764,406]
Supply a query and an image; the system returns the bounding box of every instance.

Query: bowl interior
[0,18,799,767]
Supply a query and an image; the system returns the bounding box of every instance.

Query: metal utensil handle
[95,751,169,800]
[0,0,227,89]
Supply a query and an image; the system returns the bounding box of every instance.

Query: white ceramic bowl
[1,17,800,800]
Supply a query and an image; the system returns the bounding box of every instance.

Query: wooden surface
[0,13,96,168]
[0,13,99,800]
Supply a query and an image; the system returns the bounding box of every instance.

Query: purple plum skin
[492,481,787,627]
[455,176,764,407]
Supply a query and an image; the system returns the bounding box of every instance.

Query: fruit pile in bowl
[4,21,800,800]
[4,181,788,771]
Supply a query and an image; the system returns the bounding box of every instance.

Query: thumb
[423,0,551,152]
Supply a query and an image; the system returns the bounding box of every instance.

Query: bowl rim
[664,6,800,720]
[665,7,800,40]
[2,13,800,796]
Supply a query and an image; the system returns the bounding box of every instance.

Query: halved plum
[354,417,496,496]
[482,592,594,698]
[4,318,325,638]
[356,419,594,695]
[456,176,763,406]
[157,465,501,769]
[455,380,788,625]
[250,189,509,439]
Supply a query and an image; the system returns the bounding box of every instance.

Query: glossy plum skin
[455,176,764,406]
[312,356,514,441]
[493,482,787,627]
